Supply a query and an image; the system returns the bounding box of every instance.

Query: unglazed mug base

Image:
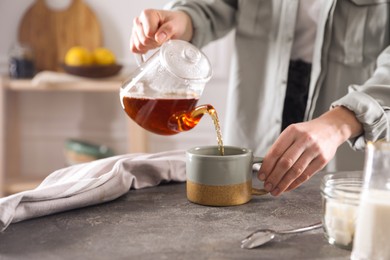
[186,180,252,206]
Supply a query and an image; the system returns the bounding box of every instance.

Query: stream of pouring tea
[173,103,225,156]
[186,104,225,156]
[206,107,225,156]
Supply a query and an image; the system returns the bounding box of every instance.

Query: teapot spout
[191,104,214,118]
[170,104,214,132]
[172,104,224,155]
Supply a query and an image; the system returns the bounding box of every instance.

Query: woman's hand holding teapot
[130,9,193,54]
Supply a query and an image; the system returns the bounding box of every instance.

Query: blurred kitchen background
[0,0,233,195]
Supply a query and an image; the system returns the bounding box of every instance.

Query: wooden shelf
[3,75,124,92]
[5,177,42,195]
[0,74,147,197]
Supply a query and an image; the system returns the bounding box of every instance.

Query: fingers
[258,129,296,182]
[130,18,145,53]
[261,136,307,191]
[130,10,166,53]
[266,150,313,195]
[285,157,327,192]
[131,17,159,53]
[258,124,306,188]
[270,152,327,196]
[139,9,160,39]
[258,123,333,196]
[155,22,175,43]
[130,9,193,54]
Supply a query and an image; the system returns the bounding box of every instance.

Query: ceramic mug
[186,146,268,206]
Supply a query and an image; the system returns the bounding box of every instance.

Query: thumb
[155,23,175,44]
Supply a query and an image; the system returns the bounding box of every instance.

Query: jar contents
[351,189,390,260]
[8,43,35,79]
[324,198,358,248]
[321,171,362,250]
[351,141,390,259]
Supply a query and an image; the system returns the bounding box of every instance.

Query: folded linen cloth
[0,150,186,232]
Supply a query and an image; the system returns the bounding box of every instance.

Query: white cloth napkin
[0,150,186,232]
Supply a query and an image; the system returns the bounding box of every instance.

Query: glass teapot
[120,40,213,135]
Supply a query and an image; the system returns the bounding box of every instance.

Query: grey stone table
[0,172,350,260]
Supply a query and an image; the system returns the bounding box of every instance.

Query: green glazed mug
[186,146,268,206]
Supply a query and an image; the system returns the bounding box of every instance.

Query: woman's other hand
[258,106,363,196]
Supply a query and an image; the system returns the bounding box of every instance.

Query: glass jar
[351,141,390,260]
[321,171,363,250]
[8,43,35,79]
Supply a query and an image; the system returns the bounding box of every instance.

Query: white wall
[0,0,232,178]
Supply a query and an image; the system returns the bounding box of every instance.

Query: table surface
[0,172,350,260]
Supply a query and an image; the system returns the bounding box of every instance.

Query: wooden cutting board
[18,0,102,72]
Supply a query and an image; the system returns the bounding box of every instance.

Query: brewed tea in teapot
[120,40,224,154]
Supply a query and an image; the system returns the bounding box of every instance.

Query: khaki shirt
[170,0,390,170]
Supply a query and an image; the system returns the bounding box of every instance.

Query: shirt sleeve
[166,0,238,47]
[331,46,390,150]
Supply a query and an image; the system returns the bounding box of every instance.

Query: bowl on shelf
[64,139,115,166]
[61,63,122,78]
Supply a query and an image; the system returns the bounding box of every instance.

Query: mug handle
[251,156,269,196]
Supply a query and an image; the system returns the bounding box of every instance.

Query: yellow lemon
[93,48,116,65]
[64,46,93,66]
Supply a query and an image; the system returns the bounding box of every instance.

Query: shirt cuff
[331,90,388,150]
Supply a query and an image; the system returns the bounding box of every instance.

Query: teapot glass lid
[160,40,212,82]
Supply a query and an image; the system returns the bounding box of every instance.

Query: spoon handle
[278,222,323,235]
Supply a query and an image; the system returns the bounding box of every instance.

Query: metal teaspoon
[241,222,323,249]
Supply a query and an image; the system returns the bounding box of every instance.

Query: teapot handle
[134,54,146,67]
